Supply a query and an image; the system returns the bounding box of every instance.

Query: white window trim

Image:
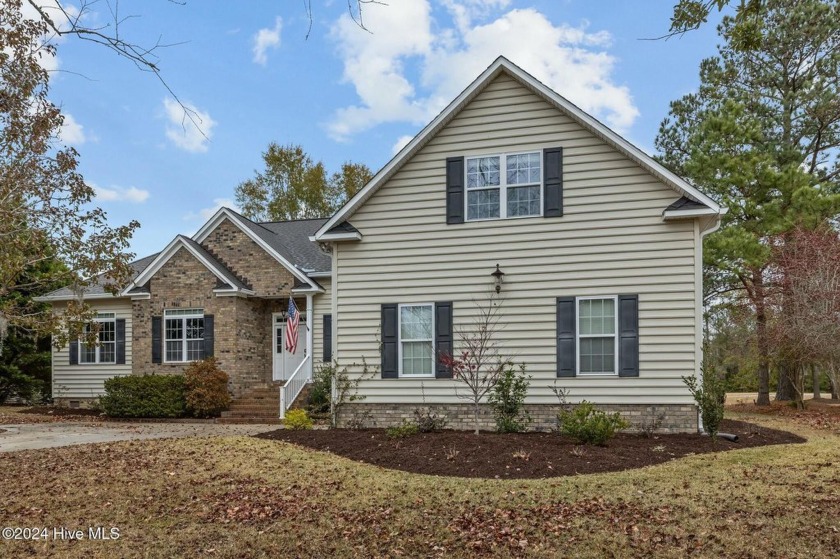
[397,302,435,378]
[79,313,117,365]
[575,295,619,376]
[464,150,543,222]
[163,309,205,364]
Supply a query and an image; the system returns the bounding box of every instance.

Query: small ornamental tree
[439,292,506,435]
[767,226,840,407]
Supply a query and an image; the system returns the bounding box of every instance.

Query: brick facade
[200,218,296,297]
[337,403,699,433]
[131,244,305,398]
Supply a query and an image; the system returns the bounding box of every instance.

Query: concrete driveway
[0,422,272,453]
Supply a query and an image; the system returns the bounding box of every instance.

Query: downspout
[306,292,314,382]
[695,211,724,432]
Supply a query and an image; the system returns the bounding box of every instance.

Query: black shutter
[69,340,79,365]
[151,316,162,364]
[381,304,398,378]
[618,295,639,377]
[115,319,126,365]
[446,156,465,224]
[323,314,333,363]
[434,302,453,379]
[543,147,564,218]
[556,296,576,377]
[203,315,215,359]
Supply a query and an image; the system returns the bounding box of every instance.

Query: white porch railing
[279,354,311,419]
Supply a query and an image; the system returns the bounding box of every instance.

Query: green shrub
[557,401,629,445]
[307,363,333,416]
[412,407,448,432]
[488,363,532,433]
[0,363,44,405]
[184,358,231,418]
[100,375,186,418]
[386,419,419,438]
[683,362,726,438]
[284,409,313,430]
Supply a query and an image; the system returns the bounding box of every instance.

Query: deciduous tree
[235,143,372,222]
[0,0,138,344]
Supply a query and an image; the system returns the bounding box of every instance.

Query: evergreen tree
[656,0,840,405]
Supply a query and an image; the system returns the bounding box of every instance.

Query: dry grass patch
[0,413,837,558]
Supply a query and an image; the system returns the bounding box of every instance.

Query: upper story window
[466,151,542,221]
[164,308,204,363]
[577,297,618,375]
[399,303,434,377]
[80,312,116,365]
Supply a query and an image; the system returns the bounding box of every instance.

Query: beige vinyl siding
[311,278,332,366]
[334,72,700,405]
[52,298,133,399]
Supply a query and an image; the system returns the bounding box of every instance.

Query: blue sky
[39,0,725,258]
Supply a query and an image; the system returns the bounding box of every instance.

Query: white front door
[272,313,307,382]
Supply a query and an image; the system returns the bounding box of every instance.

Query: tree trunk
[776,363,796,402]
[473,402,480,435]
[812,366,820,400]
[755,276,771,406]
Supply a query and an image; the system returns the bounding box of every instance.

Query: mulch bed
[256,420,805,479]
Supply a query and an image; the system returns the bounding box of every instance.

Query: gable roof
[36,253,160,301]
[123,235,253,296]
[315,56,722,240]
[192,207,322,290]
[257,218,331,273]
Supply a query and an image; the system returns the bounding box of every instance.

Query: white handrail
[279,354,311,419]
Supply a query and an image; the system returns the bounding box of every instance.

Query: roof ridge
[257,217,330,225]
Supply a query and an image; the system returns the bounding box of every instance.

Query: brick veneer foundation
[337,403,699,433]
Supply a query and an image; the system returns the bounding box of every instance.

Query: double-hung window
[466,151,542,221]
[80,313,116,364]
[164,308,204,363]
[398,304,434,377]
[577,297,618,375]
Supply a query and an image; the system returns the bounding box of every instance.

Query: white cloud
[252,17,282,65]
[328,1,434,140]
[183,198,238,221]
[391,134,413,155]
[163,97,216,153]
[92,184,150,203]
[328,2,638,140]
[58,112,86,144]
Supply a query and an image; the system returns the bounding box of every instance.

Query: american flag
[285,297,300,354]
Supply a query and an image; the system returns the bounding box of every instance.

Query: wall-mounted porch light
[491,263,505,294]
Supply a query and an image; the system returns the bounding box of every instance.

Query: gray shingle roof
[665,196,711,212]
[325,221,360,235]
[42,252,159,299]
[42,210,335,300]
[242,215,332,274]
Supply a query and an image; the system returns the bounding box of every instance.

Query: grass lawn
[0,412,838,558]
